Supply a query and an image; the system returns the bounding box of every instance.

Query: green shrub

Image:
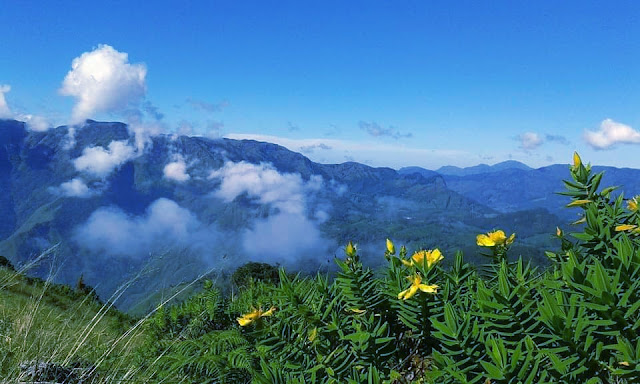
[232,262,280,288]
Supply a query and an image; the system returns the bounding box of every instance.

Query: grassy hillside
[0,259,138,383]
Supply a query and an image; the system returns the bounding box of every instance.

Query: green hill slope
[0,259,137,383]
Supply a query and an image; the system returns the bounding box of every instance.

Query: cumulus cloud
[0,85,12,118]
[74,140,136,177]
[60,44,147,124]
[49,178,95,198]
[584,119,640,150]
[359,121,412,139]
[163,155,190,182]
[209,161,322,214]
[74,198,209,258]
[518,132,544,150]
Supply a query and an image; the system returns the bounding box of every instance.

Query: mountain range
[1,119,639,312]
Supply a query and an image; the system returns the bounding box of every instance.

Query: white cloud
[60,44,147,124]
[208,161,333,265]
[73,140,136,177]
[49,178,95,198]
[584,119,640,150]
[74,198,205,258]
[0,84,52,131]
[19,114,50,132]
[164,155,190,182]
[518,132,544,150]
[208,161,322,214]
[0,85,12,118]
[242,212,329,265]
[127,119,164,151]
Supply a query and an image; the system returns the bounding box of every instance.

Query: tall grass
[0,246,218,383]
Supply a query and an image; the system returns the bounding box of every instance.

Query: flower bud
[386,238,395,255]
[345,241,356,258]
[572,151,581,169]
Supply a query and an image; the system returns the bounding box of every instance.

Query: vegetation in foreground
[2,152,640,383]
[0,258,136,382]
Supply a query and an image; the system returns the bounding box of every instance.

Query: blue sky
[1,1,639,169]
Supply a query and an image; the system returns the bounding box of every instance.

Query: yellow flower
[398,274,438,300]
[556,227,563,237]
[628,196,639,212]
[386,238,395,255]
[566,199,592,207]
[401,249,443,268]
[476,230,515,247]
[345,241,356,257]
[615,224,638,232]
[572,151,581,170]
[237,306,276,326]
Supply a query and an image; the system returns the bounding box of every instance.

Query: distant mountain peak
[436,160,531,176]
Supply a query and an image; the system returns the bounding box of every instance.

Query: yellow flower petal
[403,285,420,300]
[237,306,274,326]
[478,230,514,247]
[615,224,638,232]
[399,274,438,300]
[418,284,439,294]
[628,197,639,212]
[566,199,592,207]
[237,317,253,326]
[411,250,426,265]
[477,234,495,247]
[489,230,507,244]
[426,249,444,268]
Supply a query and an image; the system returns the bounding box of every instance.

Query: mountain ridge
[2,119,638,312]
[0,119,510,311]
